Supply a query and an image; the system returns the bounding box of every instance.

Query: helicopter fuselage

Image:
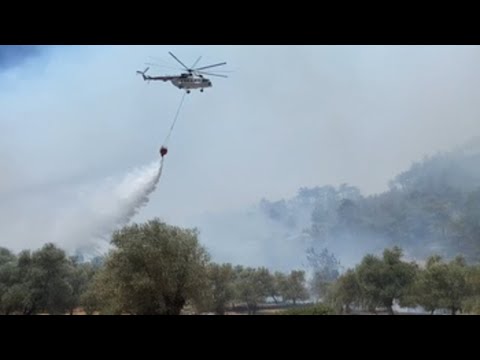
[171,75,212,91]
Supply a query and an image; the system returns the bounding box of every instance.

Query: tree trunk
[164,295,186,315]
[216,304,226,315]
[430,309,435,315]
[387,304,394,315]
[24,306,35,315]
[451,307,457,315]
[248,303,257,315]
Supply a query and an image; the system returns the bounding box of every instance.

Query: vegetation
[325,249,480,315]
[261,145,480,264]
[3,229,480,315]
[281,303,334,315]
[0,219,312,315]
[3,145,480,315]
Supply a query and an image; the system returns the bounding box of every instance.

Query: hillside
[198,139,480,270]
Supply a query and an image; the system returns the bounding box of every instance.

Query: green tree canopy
[95,219,210,315]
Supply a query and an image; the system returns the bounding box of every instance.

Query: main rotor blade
[145,62,180,71]
[197,71,228,78]
[190,56,202,69]
[195,62,227,71]
[168,52,190,71]
[148,56,180,68]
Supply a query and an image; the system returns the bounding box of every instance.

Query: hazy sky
[1,45,480,256]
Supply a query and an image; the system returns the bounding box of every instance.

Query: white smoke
[0,159,164,254]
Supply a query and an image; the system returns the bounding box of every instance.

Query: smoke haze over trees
[202,137,480,270]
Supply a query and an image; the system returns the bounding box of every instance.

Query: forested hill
[259,139,480,265]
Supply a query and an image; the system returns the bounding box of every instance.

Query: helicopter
[137,52,228,94]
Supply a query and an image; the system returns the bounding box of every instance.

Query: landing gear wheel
[200,89,204,93]
[187,90,191,94]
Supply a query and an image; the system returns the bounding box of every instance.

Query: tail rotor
[136,67,150,81]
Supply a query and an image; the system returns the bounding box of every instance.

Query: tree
[279,270,309,305]
[0,248,20,315]
[0,248,16,266]
[95,219,210,315]
[207,263,235,315]
[10,244,74,315]
[66,261,97,315]
[307,248,341,301]
[1,284,30,315]
[449,190,480,262]
[440,256,472,315]
[79,267,109,315]
[463,265,480,314]
[407,255,472,315]
[81,268,119,315]
[327,269,361,314]
[337,199,359,228]
[272,272,286,304]
[80,288,100,315]
[356,247,418,315]
[405,255,444,314]
[255,267,277,303]
[234,267,268,315]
